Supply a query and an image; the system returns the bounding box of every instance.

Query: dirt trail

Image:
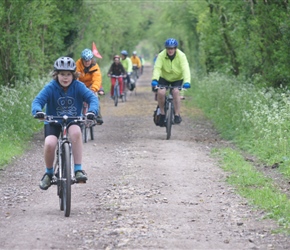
[0,65,289,250]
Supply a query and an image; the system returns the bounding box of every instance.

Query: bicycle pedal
[77,180,86,184]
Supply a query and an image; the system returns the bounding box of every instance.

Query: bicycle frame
[156,86,180,140]
[41,115,85,217]
[110,75,123,106]
[81,101,95,143]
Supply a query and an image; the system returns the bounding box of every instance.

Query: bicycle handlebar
[109,74,124,78]
[35,114,86,124]
[154,86,185,91]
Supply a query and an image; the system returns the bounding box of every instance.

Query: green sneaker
[39,173,52,190]
[75,170,88,183]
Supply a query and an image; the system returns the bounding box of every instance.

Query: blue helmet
[81,48,93,61]
[121,50,128,56]
[164,38,178,48]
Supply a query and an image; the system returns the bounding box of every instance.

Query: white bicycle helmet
[54,57,76,71]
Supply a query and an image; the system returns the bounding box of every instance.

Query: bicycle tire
[133,70,138,83]
[90,126,94,140]
[81,123,87,142]
[84,125,89,143]
[166,102,173,140]
[61,142,71,217]
[114,84,119,107]
[123,82,127,102]
[54,148,63,211]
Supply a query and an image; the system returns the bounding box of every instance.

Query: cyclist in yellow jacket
[131,51,141,78]
[76,49,103,125]
[151,38,191,126]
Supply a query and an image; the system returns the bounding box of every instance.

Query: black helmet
[54,57,76,71]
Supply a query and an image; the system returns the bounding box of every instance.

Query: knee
[44,136,57,151]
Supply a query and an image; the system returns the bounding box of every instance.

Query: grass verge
[213,147,290,233]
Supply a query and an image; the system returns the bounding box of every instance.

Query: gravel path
[0,65,289,250]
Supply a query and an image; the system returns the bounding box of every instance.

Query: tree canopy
[0,0,289,87]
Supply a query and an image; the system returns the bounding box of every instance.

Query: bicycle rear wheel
[166,102,173,140]
[82,124,89,143]
[60,143,71,217]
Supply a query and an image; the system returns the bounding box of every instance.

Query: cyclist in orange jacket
[76,48,103,125]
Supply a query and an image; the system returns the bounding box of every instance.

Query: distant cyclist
[76,48,103,125]
[131,51,141,79]
[139,54,145,75]
[120,50,134,91]
[107,55,126,98]
[151,38,191,126]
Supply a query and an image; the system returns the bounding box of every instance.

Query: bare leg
[157,88,166,114]
[172,88,181,116]
[44,135,58,168]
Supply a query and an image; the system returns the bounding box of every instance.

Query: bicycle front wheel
[60,143,71,217]
[114,85,119,107]
[166,102,173,140]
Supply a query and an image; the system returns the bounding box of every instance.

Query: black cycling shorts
[158,77,183,88]
[44,123,80,138]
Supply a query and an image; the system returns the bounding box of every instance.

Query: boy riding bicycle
[151,38,191,127]
[32,57,99,190]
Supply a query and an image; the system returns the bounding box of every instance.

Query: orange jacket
[76,58,102,92]
[130,55,141,68]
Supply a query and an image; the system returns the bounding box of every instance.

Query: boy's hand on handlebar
[183,82,191,89]
[34,111,45,119]
[86,112,95,120]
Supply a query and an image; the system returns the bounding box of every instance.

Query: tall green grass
[190,73,290,178]
[0,79,46,167]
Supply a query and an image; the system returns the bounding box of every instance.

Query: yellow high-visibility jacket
[152,49,190,83]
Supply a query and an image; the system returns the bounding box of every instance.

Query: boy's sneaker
[75,170,88,183]
[174,115,182,124]
[39,173,53,190]
[158,114,166,127]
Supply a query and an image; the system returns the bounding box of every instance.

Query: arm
[81,83,99,115]
[120,64,126,74]
[31,83,51,115]
[91,64,102,92]
[127,58,133,73]
[180,53,191,83]
[107,64,113,75]
[152,54,163,81]
[137,57,142,68]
